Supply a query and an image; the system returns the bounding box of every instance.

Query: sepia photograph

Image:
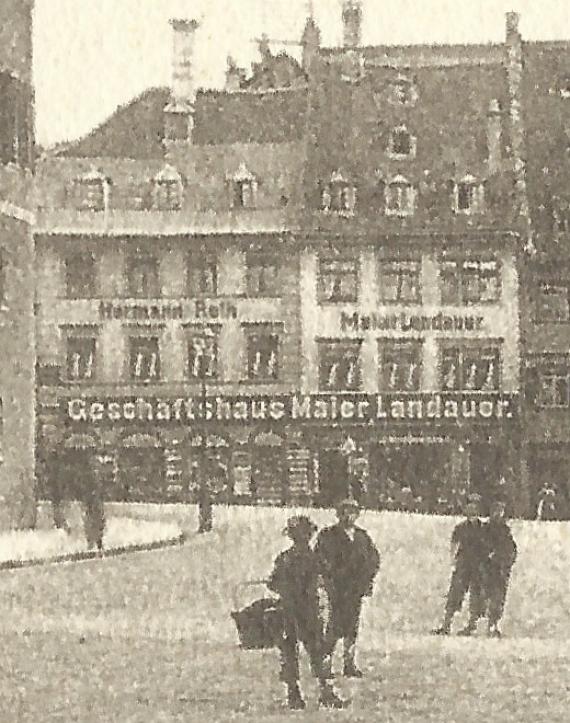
[0,0,570,719]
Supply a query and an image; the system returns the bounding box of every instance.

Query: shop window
[187,327,219,380]
[246,253,280,297]
[379,340,422,391]
[229,163,258,209]
[245,328,280,381]
[318,340,362,391]
[387,126,416,158]
[379,258,421,303]
[453,175,485,215]
[535,282,570,322]
[440,257,500,304]
[66,335,97,382]
[152,166,183,211]
[126,251,160,298]
[65,252,96,299]
[72,170,109,212]
[385,176,415,217]
[319,171,357,216]
[535,356,570,408]
[129,336,160,382]
[317,256,359,303]
[441,344,500,391]
[187,251,217,296]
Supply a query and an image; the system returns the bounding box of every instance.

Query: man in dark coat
[268,515,347,710]
[432,494,486,636]
[315,499,381,678]
[481,500,517,638]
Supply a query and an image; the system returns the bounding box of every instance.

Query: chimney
[487,99,503,174]
[342,1,363,48]
[225,56,244,92]
[165,18,199,143]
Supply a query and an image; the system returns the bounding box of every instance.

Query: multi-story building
[297,4,525,514]
[0,0,36,527]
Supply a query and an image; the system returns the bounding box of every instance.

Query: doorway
[317,449,349,508]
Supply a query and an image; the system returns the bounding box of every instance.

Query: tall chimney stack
[165,18,199,143]
[342,1,363,48]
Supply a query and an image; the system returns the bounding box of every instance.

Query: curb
[0,532,186,572]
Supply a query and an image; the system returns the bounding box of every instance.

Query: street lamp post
[196,327,214,534]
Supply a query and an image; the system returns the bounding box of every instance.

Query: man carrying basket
[268,515,348,711]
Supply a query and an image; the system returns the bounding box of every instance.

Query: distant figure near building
[536,485,560,521]
[82,465,105,551]
[268,515,347,710]
[432,494,486,636]
[481,500,518,638]
[315,499,380,678]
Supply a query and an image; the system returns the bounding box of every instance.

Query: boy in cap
[268,515,347,710]
[481,500,517,638]
[432,493,486,636]
[315,498,381,678]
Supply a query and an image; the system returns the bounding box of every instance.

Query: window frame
[243,325,281,382]
[72,170,109,212]
[388,76,418,107]
[534,281,570,323]
[152,171,183,212]
[126,250,160,299]
[439,341,502,392]
[246,253,281,298]
[65,251,96,299]
[185,325,220,381]
[64,328,98,383]
[378,258,422,304]
[385,176,416,217]
[319,171,357,216]
[317,255,359,304]
[317,339,363,392]
[534,355,570,408]
[378,339,423,391]
[440,256,501,305]
[453,176,486,215]
[387,125,417,159]
[187,250,218,297]
[128,334,161,383]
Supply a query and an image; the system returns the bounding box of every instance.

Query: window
[318,256,358,303]
[229,162,258,209]
[66,252,96,299]
[535,282,570,322]
[390,76,417,106]
[152,166,183,211]
[440,344,500,391]
[126,251,160,298]
[320,171,356,215]
[187,251,217,296]
[552,196,570,233]
[379,259,421,303]
[379,340,422,391]
[453,175,485,215]
[66,334,97,382]
[440,258,500,304]
[72,170,108,212]
[318,340,362,391]
[129,336,160,382]
[388,126,416,158]
[187,328,219,379]
[535,356,570,407]
[246,254,280,297]
[245,328,280,381]
[385,176,415,217]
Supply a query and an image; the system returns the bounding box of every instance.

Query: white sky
[33,0,570,146]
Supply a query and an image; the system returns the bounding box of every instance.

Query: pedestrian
[432,493,486,636]
[536,485,559,520]
[315,499,381,678]
[481,500,517,638]
[82,465,105,552]
[43,454,70,534]
[267,515,347,711]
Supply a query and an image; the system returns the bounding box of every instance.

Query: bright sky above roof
[33,0,570,146]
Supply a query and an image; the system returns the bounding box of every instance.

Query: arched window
[385,175,416,217]
[228,162,258,210]
[152,165,183,211]
[453,174,485,215]
[319,170,357,216]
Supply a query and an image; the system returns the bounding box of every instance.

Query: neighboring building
[0,0,36,527]
[34,19,310,506]
[298,5,525,514]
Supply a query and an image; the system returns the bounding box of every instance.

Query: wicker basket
[230,582,284,650]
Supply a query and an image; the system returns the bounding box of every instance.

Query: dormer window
[453,175,485,215]
[385,175,415,217]
[320,170,356,216]
[388,126,416,158]
[229,162,258,210]
[73,169,109,212]
[390,76,418,106]
[152,166,183,211]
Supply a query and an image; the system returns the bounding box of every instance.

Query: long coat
[314,524,380,632]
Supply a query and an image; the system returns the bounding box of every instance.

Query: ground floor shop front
[36,391,523,515]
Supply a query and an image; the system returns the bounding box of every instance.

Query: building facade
[0,0,36,527]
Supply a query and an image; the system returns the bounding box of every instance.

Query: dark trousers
[198,499,213,532]
[51,499,68,532]
[84,500,105,550]
[444,561,484,622]
[484,567,511,627]
[322,593,363,674]
[278,616,325,687]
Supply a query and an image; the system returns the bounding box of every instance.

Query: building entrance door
[318,450,349,508]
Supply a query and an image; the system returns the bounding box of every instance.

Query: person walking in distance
[481,500,518,638]
[432,494,486,636]
[267,515,347,711]
[315,499,381,678]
